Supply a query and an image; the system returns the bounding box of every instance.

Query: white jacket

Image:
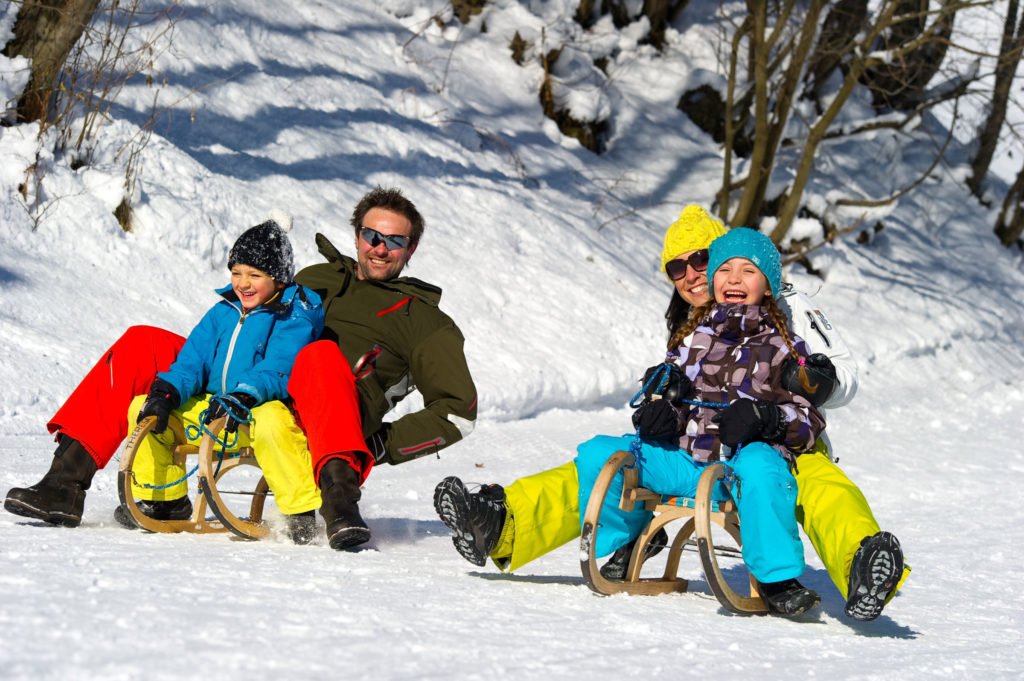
[776,283,858,410]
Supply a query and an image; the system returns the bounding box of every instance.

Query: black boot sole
[4,497,82,528]
[433,477,487,567]
[327,525,371,551]
[845,531,904,621]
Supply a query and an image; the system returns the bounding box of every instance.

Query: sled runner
[580,450,767,614]
[117,415,270,540]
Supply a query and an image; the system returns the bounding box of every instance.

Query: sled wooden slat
[579,451,767,615]
[118,416,270,539]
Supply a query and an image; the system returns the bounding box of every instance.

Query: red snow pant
[47,326,186,468]
[288,340,372,485]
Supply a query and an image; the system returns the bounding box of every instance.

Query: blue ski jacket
[157,283,324,405]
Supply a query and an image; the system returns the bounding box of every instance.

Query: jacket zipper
[804,311,831,349]
[221,309,247,392]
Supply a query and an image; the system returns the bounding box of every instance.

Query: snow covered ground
[2,1,1023,679]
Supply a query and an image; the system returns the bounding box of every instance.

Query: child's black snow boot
[433,476,506,566]
[599,527,670,581]
[4,436,97,527]
[319,459,370,551]
[112,497,193,528]
[758,578,821,617]
[845,531,904,621]
[284,510,317,545]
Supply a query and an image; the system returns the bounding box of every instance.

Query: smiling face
[670,249,714,307]
[231,264,284,310]
[712,257,770,305]
[355,207,416,282]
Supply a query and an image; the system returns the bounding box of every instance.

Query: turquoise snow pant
[575,434,805,584]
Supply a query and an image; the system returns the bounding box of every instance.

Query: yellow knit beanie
[660,204,728,271]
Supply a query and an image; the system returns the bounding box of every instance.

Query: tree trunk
[995,161,1024,246]
[968,0,1024,198]
[2,0,101,125]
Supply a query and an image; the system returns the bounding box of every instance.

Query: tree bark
[2,0,101,124]
[968,0,1024,198]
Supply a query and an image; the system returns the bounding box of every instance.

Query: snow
[2,1,1024,679]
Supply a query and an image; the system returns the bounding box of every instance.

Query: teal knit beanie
[707,227,782,299]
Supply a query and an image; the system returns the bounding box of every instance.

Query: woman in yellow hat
[433,205,909,621]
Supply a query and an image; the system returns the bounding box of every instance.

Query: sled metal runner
[117,416,270,540]
[580,450,767,614]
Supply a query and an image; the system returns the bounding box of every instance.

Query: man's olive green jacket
[295,234,477,464]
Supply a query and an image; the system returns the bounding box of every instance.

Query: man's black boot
[433,476,506,567]
[758,578,821,617]
[113,497,194,529]
[599,527,670,581]
[319,460,371,551]
[4,436,98,527]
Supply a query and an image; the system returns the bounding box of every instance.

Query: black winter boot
[284,510,317,545]
[113,497,193,529]
[599,527,670,581]
[433,476,506,567]
[845,531,904,621]
[758,578,821,617]
[319,460,370,551]
[4,436,98,527]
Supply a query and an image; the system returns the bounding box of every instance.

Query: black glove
[781,353,837,408]
[203,392,257,434]
[711,399,785,447]
[137,378,180,435]
[640,364,693,406]
[365,424,391,465]
[632,399,679,443]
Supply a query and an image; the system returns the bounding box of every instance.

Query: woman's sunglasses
[360,226,411,252]
[665,249,709,280]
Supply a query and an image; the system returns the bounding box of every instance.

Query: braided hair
[666,289,817,396]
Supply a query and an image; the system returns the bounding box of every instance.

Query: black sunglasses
[360,226,411,252]
[665,249,709,280]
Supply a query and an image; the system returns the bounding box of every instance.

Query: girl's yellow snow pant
[794,442,910,599]
[492,439,909,599]
[125,394,321,515]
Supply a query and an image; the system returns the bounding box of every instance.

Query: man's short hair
[350,186,425,249]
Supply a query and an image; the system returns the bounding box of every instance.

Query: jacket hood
[314,232,443,306]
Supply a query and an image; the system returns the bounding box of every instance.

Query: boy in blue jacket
[115,213,325,543]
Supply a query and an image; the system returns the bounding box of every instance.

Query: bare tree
[968,0,1024,198]
[995,161,1024,245]
[707,1,976,242]
[2,0,101,124]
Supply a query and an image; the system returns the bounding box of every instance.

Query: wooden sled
[117,415,270,540]
[579,450,768,614]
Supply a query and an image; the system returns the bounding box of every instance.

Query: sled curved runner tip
[579,450,767,614]
[117,415,271,540]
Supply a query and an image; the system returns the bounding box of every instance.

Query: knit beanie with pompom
[227,209,295,283]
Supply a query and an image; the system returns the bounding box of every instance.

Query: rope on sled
[131,395,254,491]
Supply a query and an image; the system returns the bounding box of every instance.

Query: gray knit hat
[227,210,295,283]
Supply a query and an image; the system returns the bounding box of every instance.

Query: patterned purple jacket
[667,304,825,463]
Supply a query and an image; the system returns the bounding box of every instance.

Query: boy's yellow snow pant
[492,439,910,599]
[126,394,321,515]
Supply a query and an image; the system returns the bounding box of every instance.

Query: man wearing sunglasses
[3,187,476,554]
[289,186,477,550]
